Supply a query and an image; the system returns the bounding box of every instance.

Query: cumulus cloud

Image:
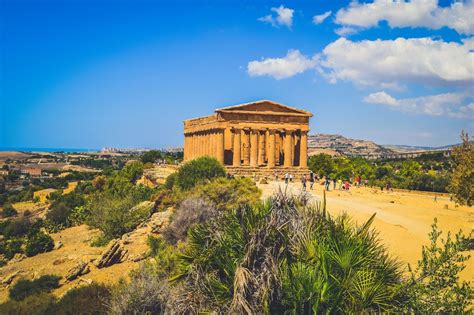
[258,5,294,28]
[319,37,474,88]
[334,26,358,37]
[313,11,332,24]
[247,49,318,80]
[335,0,474,35]
[364,91,474,119]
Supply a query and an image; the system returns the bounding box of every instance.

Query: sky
[1,0,473,149]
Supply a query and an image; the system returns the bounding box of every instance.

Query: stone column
[216,129,224,164]
[242,129,250,165]
[284,130,293,167]
[232,128,241,166]
[258,130,266,165]
[267,130,276,167]
[208,131,214,158]
[250,129,258,167]
[300,130,308,168]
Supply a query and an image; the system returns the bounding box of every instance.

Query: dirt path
[258,181,474,281]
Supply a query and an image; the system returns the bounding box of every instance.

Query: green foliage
[171,191,402,313]
[141,150,162,164]
[0,293,56,315]
[50,283,110,314]
[308,153,335,177]
[448,131,474,206]
[25,231,54,257]
[164,172,177,190]
[86,191,153,240]
[175,156,225,190]
[399,219,473,313]
[192,177,261,212]
[9,275,61,301]
[1,204,17,218]
[308,152,452,192]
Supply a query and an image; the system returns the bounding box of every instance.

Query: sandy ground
[258,181,474,281]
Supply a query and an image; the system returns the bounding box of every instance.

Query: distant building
[20,167,42,177]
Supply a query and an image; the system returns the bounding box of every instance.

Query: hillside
[308,134,394,157]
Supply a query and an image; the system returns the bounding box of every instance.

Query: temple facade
[183,100,313,176]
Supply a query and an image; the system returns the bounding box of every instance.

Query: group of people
[281,172,372,192]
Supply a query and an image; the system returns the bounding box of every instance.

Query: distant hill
[308,134,394,157]
[382,144,457,153]
[308,134,458,157]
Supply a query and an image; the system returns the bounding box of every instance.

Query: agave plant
[171,189,403,314]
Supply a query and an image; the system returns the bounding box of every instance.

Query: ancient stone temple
[183,100,313,176]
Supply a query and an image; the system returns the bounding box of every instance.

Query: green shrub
[0,293,56,315]
[86,192,152,240]
[50,283,110,315]
[175,156,225,190]
[9,275,61,301]
[171,191,402,313]
[25,231,54,257]
[1,204,17,218]
[192,177,261,212]
[45,202,71,228]
[0,237,23,259]
[164,173,177,189]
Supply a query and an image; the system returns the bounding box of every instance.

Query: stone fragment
[94,240,128,268]
[2,271,19,285]
[54,240,64,250]
[66,261,90,281]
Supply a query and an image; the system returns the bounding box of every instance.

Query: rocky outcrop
[2,271,19,286]
[65,261,90,281]
[94,240,128,269]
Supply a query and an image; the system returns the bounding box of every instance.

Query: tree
[308,154,334,177]
[174,156,225,190]
[25,231,54,257]
[1,204,17,218]
[448,131,473,206]
[141,150,162,164]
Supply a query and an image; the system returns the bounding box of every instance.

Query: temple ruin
[183,100,313,176]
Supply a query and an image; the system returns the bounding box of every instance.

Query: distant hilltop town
[101,147,183,154]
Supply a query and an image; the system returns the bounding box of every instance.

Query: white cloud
[258,5,294,28]
[313,11,332,24]
[319,37,474,88]
[247,49,318,80]
[335,0,474,35]
[334,26,358,37]
[364,91,474,119]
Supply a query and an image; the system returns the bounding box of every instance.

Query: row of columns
[231,128,307,168]
[184,129,224,163]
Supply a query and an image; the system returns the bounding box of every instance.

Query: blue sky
[1,0,473,149]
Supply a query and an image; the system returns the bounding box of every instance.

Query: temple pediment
[215,100,313,117]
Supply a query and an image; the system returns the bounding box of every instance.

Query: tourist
[309,171,315,190]
[356,176,361,188]
[345,180,350,191]
[338,178,343,190]
[325,176,330,191]
[284,172,289,185]
[333,178,337,190]
[364,178,369,187]
[301,175,307,191]
[289,174,293,182]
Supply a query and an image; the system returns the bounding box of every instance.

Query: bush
[175,156,225,190]
[1,204,17,218]
[45,202,71,228]
[0,293,56,315]
[108,265,170,314]
[9,275,61,301]
[171,191,403,313]
[164,173,177,189]
[192,177,261,212]
[163,197,217,244]
[50,283,110,314]
[86,192,152,240]
[25,231,54,257]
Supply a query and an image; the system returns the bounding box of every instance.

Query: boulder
[2,271,19,286]
[54,240,64,250]
[65,261,90,282]
[8,253,26,264]
[94,240,128,268]
[128,251,149,262]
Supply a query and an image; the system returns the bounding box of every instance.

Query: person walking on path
[338,178,343,190]
[284,172,289,185]
[301,175,307,191]
[333,178,337,190]
[309,171,315,190]
[325,176,330,191]
[345,180,350,191]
